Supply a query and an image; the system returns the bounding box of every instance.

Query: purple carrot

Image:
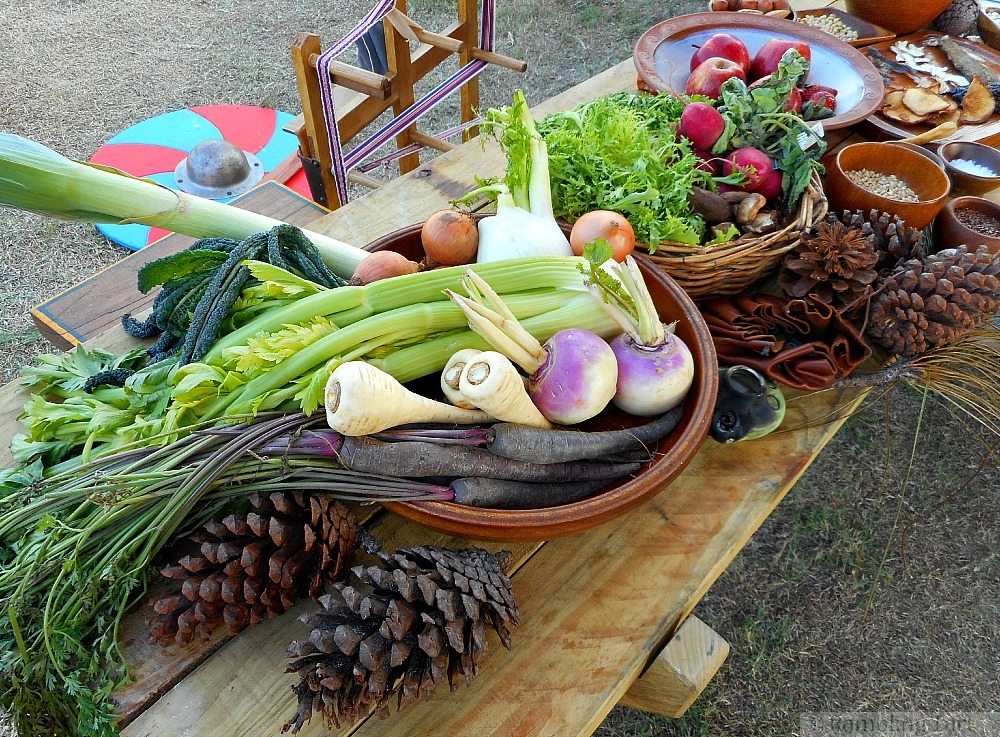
[484,404,684,464]
[449,477,618,509]
[337,436,642,482]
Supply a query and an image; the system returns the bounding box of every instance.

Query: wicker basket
[640,172,828,301]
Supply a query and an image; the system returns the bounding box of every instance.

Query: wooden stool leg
[386,2,421,175]
[618,615,729,718]
[457,0,480,139]
[292,32,340,209]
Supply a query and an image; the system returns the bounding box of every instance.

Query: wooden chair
[291,0,526,209]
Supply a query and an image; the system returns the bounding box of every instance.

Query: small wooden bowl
[842,0,952,35]
[362,223,719,541]
[937,141,1000,197]
[823,141,951,230]
[933,196,1000,256]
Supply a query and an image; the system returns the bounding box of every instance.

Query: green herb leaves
[537,91,710,250]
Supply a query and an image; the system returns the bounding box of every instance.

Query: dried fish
[867,47,934,88]
[928,35,1000,87]
[890,40,969,92]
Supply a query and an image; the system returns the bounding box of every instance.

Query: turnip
[583,245,695,416]
[446,268,618,425]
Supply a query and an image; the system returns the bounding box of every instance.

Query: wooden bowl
[823,141,951,229]
[937,141,1000,197]
[362,223,719,541]
[843,0,952,35]
[933,196,1000,256]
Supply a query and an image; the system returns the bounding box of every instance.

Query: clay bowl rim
[937,141,1000,196]
[842,0,953,35]
[828,141,951,229]
[362,222,719,541]
[934,195,1000,249]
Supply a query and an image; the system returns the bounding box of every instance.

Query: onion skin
[349,250,421,285]
[610,332,694,416]
[569,210,636,262]
[421,209,479,266]
[528,328,618,425]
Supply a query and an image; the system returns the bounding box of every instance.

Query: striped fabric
[315,0,497,206]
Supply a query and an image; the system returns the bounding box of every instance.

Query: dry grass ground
[1,1,998,736]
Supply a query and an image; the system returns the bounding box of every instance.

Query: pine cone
[147,492,361,647]
[283,545,519,733]
[867,245,1000,357]
[825,209,926,277]
[777,220,878,312]
[933,0,980,36]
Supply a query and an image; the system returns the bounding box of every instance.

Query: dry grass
[2,1,999,736]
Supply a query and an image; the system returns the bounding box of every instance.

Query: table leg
[618,615,730,719]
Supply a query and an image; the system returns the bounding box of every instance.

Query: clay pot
[823,141,951,230]
[843,0,952,35]
[934,196,1000,256]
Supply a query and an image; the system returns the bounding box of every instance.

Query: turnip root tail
[485,403,684,464]
[325,361,493,436]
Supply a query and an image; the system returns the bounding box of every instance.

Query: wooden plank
[618,615,730,718]
[29,182,328,349]
[119,385,867,737]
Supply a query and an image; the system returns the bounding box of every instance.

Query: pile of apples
[684,32,811,100]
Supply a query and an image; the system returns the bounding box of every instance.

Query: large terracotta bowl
[843,0,951,35]
[361,222,719,541]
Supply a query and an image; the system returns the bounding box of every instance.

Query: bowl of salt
[937,141,1000,197]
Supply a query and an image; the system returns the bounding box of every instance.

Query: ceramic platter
[634,12,885,130]
[863,32,1000,144]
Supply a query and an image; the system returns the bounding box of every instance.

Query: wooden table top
[1,3,880,735]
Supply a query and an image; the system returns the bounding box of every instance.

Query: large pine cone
[825,209,926,278]
[147,492,361,646]
[777,220,879,313]
[283,545,519,733]
[933,0,981,36]
[867,245,1000,357]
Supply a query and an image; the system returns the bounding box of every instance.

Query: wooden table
[2,4,874,735]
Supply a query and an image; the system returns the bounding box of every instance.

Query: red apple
[678,102,727,151]
[690,32,752,73]
[685,57,746,100]
[749,39,811,81]
[721,147,773,190]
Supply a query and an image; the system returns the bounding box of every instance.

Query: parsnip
[459,351,554,429]
[325,361,493,436]
[440,349,482,408]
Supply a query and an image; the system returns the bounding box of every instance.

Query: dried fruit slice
[959,75,996,125]
[880,90,929,125]
[901,87,954,117]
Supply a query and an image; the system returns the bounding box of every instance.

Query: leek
[0,132,368,278]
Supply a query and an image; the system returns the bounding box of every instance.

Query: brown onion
[348,250,421,286]
[569,210,636,262]
[421,208,479,266]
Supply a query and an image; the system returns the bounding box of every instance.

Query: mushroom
[735,193,768,225]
